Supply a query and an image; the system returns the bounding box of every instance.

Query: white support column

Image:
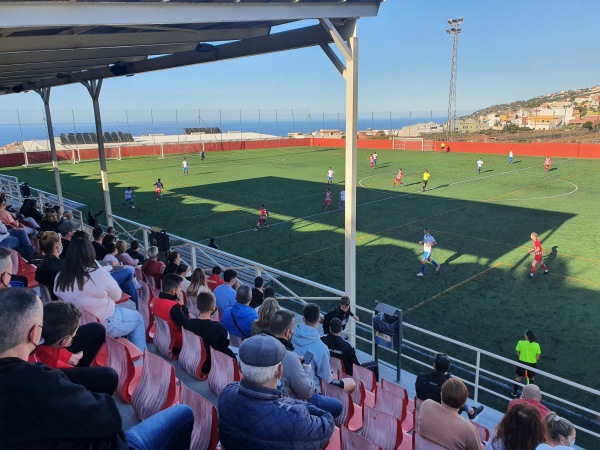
[344,32,359,345]
[34,87,64,208]
[81,79,113,226]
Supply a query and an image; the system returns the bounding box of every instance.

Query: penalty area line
[404,263,502,316]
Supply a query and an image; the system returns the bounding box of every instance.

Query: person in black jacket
[0,287,194,450]
[126,240,146,264]
[322,296,360,335]
[184,290,236,374]
[321,318,361,375]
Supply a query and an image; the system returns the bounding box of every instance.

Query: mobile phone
[302,351,314,366]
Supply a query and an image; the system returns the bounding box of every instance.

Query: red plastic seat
[361,404,410,450]
[324,426,341,450]
[374,389,413,434]
[321,379,362,432]
[137,282,155,343]
[131,350,178,420]
[352,363,377,392]
[9,248,38,288]
[179,382,220,450]
[180,327,208,381]
[330,356,345,375]
[472,422,490,443]
[341,425,382,450]
[153,314,178,360]
[380,378,415,414]
[115,292,131,304]
[414,433,447,450]
[104,336,143,403]
[134,266,144,283]
[339,371,366,406]
[207,347,240,397]
[185,293,200,318]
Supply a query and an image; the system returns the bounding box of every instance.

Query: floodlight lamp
[458,17,463,23]
[448,19,453,24]
[109,63,129,76]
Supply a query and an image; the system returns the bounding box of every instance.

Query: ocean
[0,115,446,147]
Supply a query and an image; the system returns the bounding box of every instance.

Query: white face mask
[569,439,576,448]
[185,271,192,278]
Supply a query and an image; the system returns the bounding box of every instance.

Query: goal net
[392,137,435,152]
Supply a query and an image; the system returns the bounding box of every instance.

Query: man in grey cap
[58,220,77,259]
[218,334,335,450]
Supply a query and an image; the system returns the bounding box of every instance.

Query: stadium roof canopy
[0,0,382,94]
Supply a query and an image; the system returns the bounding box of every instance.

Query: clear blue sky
[1,0,599,117]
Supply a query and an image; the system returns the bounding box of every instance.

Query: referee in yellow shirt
[512,329,541,398]
[422,170,431,192]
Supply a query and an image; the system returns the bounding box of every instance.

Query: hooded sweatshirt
[221,303,258,339]
[291,323,332,392]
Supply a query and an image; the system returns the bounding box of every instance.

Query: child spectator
[153,274,189,355]
[206,265,224,291]
[322,296,360,335]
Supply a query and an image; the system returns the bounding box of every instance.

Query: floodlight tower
[446,17,463,142]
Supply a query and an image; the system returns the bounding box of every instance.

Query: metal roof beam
[0,2,381,28]
[0,29,270,53]
[8,21,354,91]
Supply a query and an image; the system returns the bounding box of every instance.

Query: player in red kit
[369,154,374,169]
[322,189,332,211]
[528,232,549,278]
[393,169,404,188]
[254,205,269,231]
[153,178,164,200]
[544,156,552,173]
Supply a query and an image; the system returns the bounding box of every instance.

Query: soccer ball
[131,205,136,209]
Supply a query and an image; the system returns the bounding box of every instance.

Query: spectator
[58,220,78,260]
[153,274,189,354]
[186,267,211,317]
[208,237,219,249]
[418,378,484,450]
[250,276,265,309]
[86,211,97,228]
[54,239,146,351]
[102,233,116,248]
[0,197,36,236]
[141,246,165,289]
[270,310,343,418]
[206,265,224,291]
[163,251,181,276]
[91,227,106,260]
[21,199,42,224]
[250,297,279,336]
[264,286,276,299]
[0,287,193,449]
[537,413,576,449]
[62,210,74,225]
[322,296,359,335]
[321,317,378,378]
[176,263,191,292]
[106,226,116,236]
[214,269,237,314]
[218,334,335,450]
[0,248,13,288]
[72,230,89,240]
[222,284,258,340]
[34,231,63,294]
[416,352,484,419]
[30,302,115,393]
[184,291,236,373]
[292,303,356,394]
[103,243,119,264]
[0,215,37,261]
[508,384,552,420]
[40,209,60,232]
[115,240,138,266]
[486,403,547,450]
[126,240,146,264]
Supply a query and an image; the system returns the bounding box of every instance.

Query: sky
[1,0,600,119]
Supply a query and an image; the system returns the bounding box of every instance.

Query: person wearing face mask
[486,403,546,450]
[176,263,191,292]
[0,287,194,449]
[536,413,577,449]
[35,231,65,293]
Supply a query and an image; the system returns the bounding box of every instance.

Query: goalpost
[392,137,436,152]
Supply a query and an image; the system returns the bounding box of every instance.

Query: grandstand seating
[131,350,178,420]
[341,425,382,450]
[352,363,377,392]
[180,382,220,450]
[320,380,362,432]
[472,422,490,444]
[329,356,344,375]
[137,281,155,343]
[361,404,411,450]
[374,389,413,434]
[381,378,415,415]
[38,283,53,304]
[9,249,38,288]
[179,328,208,381]
[104,336,142,404]
[153,315,178,360]
[207,347,240,397]
[413,433,446,450]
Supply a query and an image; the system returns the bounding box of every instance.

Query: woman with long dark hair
[163,251,181,276]
[487,403,547,450]
[54,239,146,351]
[512,329,541,398]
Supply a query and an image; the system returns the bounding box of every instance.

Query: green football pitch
[4,146,600,391]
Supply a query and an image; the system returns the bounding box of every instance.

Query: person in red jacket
[153,273,189,356]
[206,265,224,291]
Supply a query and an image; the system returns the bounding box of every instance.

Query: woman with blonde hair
[185,267,210,317]
[536,413,576,449]
[115,240,138,266]
[250,297,280,336]
[40,209,60,233]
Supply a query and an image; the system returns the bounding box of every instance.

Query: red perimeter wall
[1,138,598,169]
